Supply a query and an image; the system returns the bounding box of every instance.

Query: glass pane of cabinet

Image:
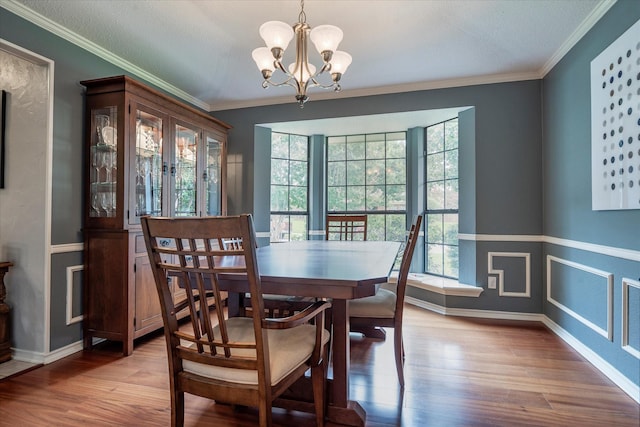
[205,134,223,216]
[135,109,163,218]
[89,106,117,218]
[174,123,198,216]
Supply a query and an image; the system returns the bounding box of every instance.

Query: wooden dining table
[218,240,401,427]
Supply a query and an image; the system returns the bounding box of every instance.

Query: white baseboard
[406,296,544,321]
[11,348,45,364]
[12,339,96,365]
[542,317,640,404]
[406,297,640,404]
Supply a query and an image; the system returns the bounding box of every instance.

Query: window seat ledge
[389,272,483,297]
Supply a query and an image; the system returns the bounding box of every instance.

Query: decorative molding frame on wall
[51,244,85,328]
[488,252,531,297]
[621,277,640,359]
[65,265,83,326]
[546,255,613,341]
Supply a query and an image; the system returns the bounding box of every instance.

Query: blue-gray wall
[214,80,544,314]
[213,0,639,392]
[542,0,640,392]
[0,0,637,393]
[0,7,177,354]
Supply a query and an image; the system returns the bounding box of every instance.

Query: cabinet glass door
[173,123,199,217]
[89,106,118,218]
[134,109,163,220]
[204,134,223,216]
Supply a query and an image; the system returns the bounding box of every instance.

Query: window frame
[424,118,459,279]
[326,131,407,242]
[270,132,309,242]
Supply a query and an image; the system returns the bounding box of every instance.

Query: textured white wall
[0,46,49,354]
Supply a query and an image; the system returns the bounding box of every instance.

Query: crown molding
[539,0,617,76]
[208,71,541,111]
[1,0,211,111]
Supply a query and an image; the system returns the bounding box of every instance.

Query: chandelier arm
[262,76,300,91]
[309,80,339,90]
[273,59,287,74]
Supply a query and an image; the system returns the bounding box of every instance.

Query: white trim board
[458,233,640,262]
[621,278,640,359]
[51,243,84,254]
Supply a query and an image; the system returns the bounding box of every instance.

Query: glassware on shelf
[135,109,163,219]
[205,135,222,216]
[174,124,198,217]
[89,106,118,218]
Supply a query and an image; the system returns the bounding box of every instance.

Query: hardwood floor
[0,305,637,426]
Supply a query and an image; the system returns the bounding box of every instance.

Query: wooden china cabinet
[81,76,230,355]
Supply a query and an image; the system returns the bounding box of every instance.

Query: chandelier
[252,0,352,107]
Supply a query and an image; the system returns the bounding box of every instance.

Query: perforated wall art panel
[591,18,640,211]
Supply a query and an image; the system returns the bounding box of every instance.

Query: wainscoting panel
[546,255,613,341]
[621,277,640,358]
[50,248,84,352]
[488,252,531,297]
[65,265,83,326]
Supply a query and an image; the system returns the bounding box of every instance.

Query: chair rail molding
[51,243,84,254]
[459,233,640,262]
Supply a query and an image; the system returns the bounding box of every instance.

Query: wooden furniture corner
[0,261,14,363]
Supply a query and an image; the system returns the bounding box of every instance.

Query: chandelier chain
[298,0,306,24]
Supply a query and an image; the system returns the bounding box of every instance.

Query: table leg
[331,299,349,406]
[326,298,366,426]
[226,291,241,317]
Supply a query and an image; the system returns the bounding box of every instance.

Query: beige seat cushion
[182,317,330,386]
[349,285,396,318]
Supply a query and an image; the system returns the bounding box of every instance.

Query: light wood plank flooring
[0,305,638,426]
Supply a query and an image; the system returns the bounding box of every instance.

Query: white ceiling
[4,0,612,114]
[3,0,614,136]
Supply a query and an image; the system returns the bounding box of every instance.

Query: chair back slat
[326,214,368,241]
[141,215,268,371]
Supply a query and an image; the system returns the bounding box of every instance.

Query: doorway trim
[0,38,54,359]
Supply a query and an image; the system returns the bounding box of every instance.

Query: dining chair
[349,214,422,387]
[142,214,331,427]
[325,214,368,241]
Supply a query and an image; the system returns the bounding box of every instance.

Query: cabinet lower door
[133,253,162,334]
